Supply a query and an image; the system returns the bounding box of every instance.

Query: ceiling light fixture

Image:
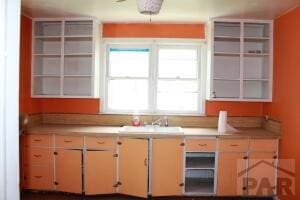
[137,0,164,15]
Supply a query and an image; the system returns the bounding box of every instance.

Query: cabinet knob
[180,142,185,146]
[179,183,184,187]
[54,181,59,185]
[273,155,278,159]
[243,156,248,160]
[54,152,58,155]
[113,154,118,158]
[242,186,247,190]
[117,141,122,145]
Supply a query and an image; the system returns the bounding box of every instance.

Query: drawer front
[23,165,53,190]
[55,135,84,148]
[249,139,278,152]
[24,135,53,147]
[186,139,217,151]
[219,139,249,152]
[24,147,53,165]
[85,136,116,149]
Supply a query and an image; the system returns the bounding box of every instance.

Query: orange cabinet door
[55,149,82,194]
[248,152,277,196]
[85,150,117,195]
[217,152,248,196]
[23,165,54,190]
[152,138,183,196]
[119,138,148,198]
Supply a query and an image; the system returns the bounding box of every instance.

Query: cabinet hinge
[113,153,118,157]
[113,181,121,187]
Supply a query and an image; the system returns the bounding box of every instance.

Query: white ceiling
[22,0,300,23]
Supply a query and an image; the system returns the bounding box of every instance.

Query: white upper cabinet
[32,18,101,98]
[207,19,273,102]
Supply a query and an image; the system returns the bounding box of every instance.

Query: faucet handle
[164,116,169,127]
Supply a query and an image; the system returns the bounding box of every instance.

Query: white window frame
[100,38,206,115]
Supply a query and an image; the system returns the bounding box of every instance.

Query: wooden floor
[21,191,273,200]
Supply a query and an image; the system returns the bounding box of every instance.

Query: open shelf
[33,55,61,76]
[63,77,92,96]
[185,169,215,194]
[210,20,272,101]
[34,38,61,55]
[33,77,61,95]
[186,152,215,169]
[64,37,93,54]
[32,19,99,97]
[34,21,62,37]
[214,22,241,38]
[213,80,240,99]
[65,20,93,36]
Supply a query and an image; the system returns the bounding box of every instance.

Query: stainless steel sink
[119,125,184,134]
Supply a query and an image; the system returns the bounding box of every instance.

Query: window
[103,40,205,114]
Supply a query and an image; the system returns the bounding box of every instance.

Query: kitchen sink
[119,125,184,134]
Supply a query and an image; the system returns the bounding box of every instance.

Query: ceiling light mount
[137,0,164,15]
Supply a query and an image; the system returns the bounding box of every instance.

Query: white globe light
[137,0,164,15]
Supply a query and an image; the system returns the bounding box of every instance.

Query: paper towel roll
[218,111,227,133]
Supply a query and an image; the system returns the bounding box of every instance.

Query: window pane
[157,80,198,111]
[108,79,148,110]
[109,48,149,77]
[158,49,198,78]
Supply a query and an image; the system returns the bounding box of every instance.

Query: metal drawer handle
[64,140,72,143]
[34,176,42,179]
[33,139,42,142]
[230,144,238,147]
[33,154,42,158]
[97,141,105,144]
[198,144,207,147]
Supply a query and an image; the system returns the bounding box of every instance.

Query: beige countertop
[24,124,280,138]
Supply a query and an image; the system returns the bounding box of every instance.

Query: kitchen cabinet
[55,149,82,194]
[247,152,277,196]
[151,138,183,196]
[32,18,101,98]
[184,138,217,195]
[217,152,248,196]
[217,139,249,196]
[207,19,273,102]
[118,138,148,198]
[84,136,117,195]
[21,134,54,191]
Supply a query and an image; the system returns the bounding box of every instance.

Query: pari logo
[237,158,295,196]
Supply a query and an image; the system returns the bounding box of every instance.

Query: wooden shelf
[214,36,240,41]
[214,52,240,56]
[244,53,269,57]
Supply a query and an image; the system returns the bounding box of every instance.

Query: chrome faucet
[151,116,168,127]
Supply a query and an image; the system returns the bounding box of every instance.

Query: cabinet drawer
[249,139,278,152]
[23,165,53,190]
[24,147,53,165]
[85,136,116,149]
[185,139,216,151]
[219,139,249,152]
[55,135,83,148]
[24,135,53,147]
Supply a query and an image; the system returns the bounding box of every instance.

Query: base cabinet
[119,138,148,198]
[217,152,248,196]
[248,152,277,196]
[55,149,82,194]
[152,138,183,196]
[85,150,117,195]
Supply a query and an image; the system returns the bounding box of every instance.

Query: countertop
[24,124,281,138]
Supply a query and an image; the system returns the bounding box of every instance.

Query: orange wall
[263,6,300,200]
[20,16,263,116]
[103,23,205,38]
